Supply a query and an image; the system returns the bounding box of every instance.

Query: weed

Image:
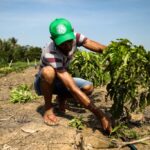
[110,123,140,140]
[10,84,37,103]
[69,115,85,130]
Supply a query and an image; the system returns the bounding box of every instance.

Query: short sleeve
[75,32,87,47]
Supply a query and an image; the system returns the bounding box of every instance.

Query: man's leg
[40,66,58,125]
[56,84,93,112]
[56,95,67,113]
[54,78,111,133]
[81,84,94,95]
[56,78,94,112]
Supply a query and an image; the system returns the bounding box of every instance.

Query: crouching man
[34,18,112,134]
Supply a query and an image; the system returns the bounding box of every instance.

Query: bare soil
[0,67,150,150]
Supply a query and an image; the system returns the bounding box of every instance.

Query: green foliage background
[0,37,41,64]
[68,50,110,86]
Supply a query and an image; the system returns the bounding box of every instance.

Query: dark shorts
[34,72,93,97]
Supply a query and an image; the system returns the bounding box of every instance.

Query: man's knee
[81,84,94,95]
[41,66,56,83]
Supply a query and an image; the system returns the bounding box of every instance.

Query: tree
[25,46,41,61]
[0,37,41,63]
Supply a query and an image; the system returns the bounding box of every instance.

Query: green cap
[49,18,75,45]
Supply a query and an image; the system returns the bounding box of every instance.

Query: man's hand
[100,116,112,134]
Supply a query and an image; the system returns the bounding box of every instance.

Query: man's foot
[100,116,112,134]
[43,108,58,126]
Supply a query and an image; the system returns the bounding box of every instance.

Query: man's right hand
[100,116,112,134]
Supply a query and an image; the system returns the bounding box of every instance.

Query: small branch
[121,136,150,146]
[111,136,150,149]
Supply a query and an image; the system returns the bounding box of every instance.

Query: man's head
[49,18,75,46]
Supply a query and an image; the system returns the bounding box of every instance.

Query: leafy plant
[110,123,139,139]
[103,39,150,118]
[69,115,85,130]
[69,50,110,86]
[10,84,37,103]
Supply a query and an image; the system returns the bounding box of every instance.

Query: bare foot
[43,108,58,126]
[100,116,112,134]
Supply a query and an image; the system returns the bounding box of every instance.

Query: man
[34,18,112,134]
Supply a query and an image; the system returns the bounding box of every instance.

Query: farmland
[0,38,150,149]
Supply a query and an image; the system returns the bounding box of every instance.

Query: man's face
[57,40,73,55]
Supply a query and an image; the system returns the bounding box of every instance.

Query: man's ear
[50,36,54,40]
[50,36,57,45]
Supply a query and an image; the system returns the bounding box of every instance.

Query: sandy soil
[0,67,150,150]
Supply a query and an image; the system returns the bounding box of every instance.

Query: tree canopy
[0,37,41,64]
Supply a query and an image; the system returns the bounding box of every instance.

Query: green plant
[10,84,37,103]
[110,123,139,139]
[103,39,150,118]
[69,50,110,86]
[69,115,85,130]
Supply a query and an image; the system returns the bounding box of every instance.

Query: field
[0,67,150,150]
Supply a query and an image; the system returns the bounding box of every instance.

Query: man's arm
[82,38,107,53]
[56,70,112,133]
[56,70,91,107]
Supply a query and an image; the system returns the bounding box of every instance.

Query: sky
[0,0,150,50]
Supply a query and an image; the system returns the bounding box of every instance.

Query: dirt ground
[0,67,150,150]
